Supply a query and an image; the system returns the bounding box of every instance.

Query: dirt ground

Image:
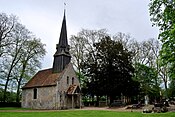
[0,106,142,112]
[1,105,175,112]
[81,106,142,112]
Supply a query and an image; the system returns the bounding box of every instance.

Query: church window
[67,76,69,85]
[60,94,62,102]
[33,88,37,99]
[72,77,74,85]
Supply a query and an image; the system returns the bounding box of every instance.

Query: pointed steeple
[58,10,68,48]
[52,10,71,73]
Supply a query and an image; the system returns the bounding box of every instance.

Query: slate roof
[52,10,71,73]
[58,10,68,48]
[22,68,61,89]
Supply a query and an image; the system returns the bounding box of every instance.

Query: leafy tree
[168,80,175,98]
[15,38,46,102]
[2,23,27,102]
[128,38,162,101]
[149,0,175,79]
[83,36,138,104]
[133,63,160,101]
[158,59,169,98]
[0,12,46,102]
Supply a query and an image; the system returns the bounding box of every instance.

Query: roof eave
[22,84,57,89]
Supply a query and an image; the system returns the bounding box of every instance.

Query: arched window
[33,88,37,99]
[67,76,69,85]
[72,77,74,85]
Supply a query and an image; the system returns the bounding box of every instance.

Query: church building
[21,11,81,109]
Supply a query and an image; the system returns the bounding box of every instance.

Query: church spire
[58,10,68,47]
[52,10,71,73]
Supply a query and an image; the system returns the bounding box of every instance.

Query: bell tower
[52,11,71,73]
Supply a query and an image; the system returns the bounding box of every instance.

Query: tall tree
[158,59,169,97]
[15,38,46,102]
[0,12,46,102]
[168,80,175,97]
[133,63,160,100]
[149,0,175,79]
[70,29,108,82]
[83,36,138,104]
[127,38,162,102]
[2,23,28,102]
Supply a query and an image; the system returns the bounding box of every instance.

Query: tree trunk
[91,95,94,106]
[162,69,168,99]
[164,80,168,98]
[96,95,100,107]
[3,73,11,102]
[3,62,15,102]
[78,67,81,85]
[3,44,21,102]
[16,80,21,103]
[109,95,114,106]
[16,63,26,102]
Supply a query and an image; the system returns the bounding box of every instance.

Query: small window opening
[67,76,69,85]
[33,88,37,99]
[72,77,74,85]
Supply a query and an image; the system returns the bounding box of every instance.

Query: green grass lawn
[0,108,175,117]
[0,107,30,110]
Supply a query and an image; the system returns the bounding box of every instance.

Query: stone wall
[22,86,58,109]
[57,63,81,109]
[58,63,80,92]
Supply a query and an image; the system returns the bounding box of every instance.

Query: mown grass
[0,108,175,117]
[0,107,30,110]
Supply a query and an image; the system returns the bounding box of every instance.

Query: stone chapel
[21,11,81,109]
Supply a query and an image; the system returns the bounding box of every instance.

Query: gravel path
[1,105,175,112]
[0,106,142,112]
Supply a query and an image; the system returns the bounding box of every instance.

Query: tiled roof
[67,85,80,94]
[22,68,60,89]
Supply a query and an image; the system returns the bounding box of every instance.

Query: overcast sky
[0,0,159,70]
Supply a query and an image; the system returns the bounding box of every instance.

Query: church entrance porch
[66,94,81,109]
[66,85,81,109]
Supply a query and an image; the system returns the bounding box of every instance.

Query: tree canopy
[0,12,46,102]
[70,29,165,104]
[149,0,175,79]
[82,36,139,103]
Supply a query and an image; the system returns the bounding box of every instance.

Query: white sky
[0,0,159,70]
